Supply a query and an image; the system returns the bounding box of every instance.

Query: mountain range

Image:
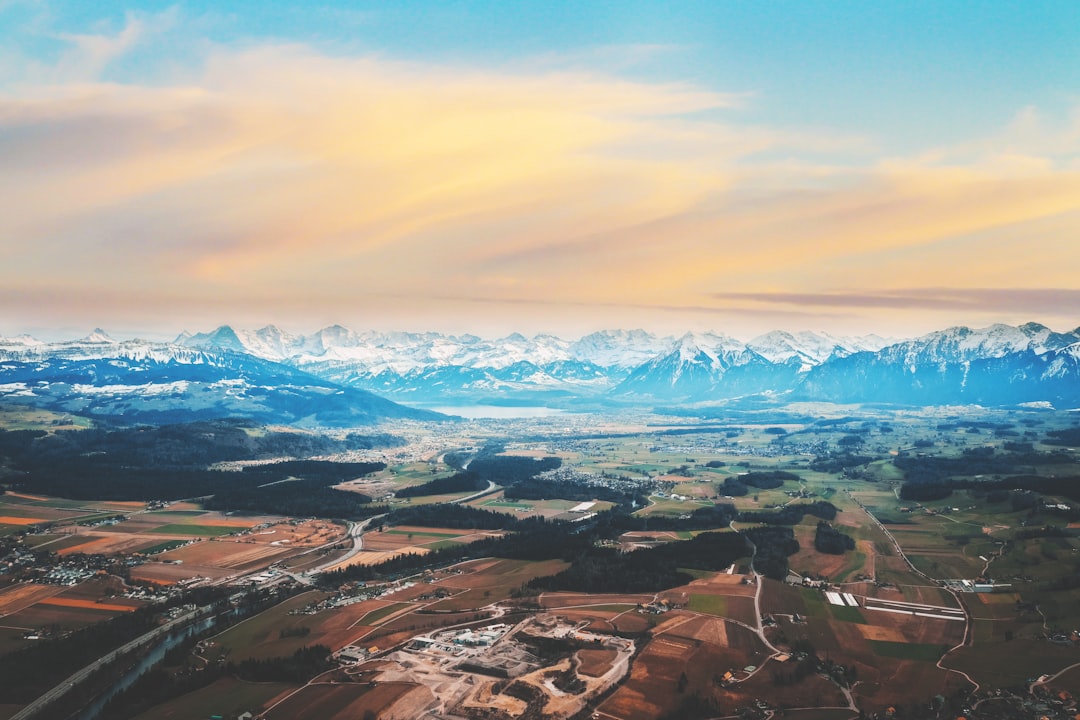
[1,322,1079,425]
[0,331,443,426]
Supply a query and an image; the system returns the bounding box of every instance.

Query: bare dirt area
[55,531,164,556]
[348,615,634,719]
[129,562,233,585]
[362,526,503,552]
[578,648,619,677]
[540,592,658,609]
[159,540,293,570]
[0,583,65,615]
[263,681,432,720]
[600,610,772,720]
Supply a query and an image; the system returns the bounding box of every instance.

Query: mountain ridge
[3,322,1079,411]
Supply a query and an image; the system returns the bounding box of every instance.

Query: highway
[8,609,200,720]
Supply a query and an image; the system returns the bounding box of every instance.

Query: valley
[0,399,1078,720]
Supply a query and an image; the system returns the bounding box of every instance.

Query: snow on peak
[82,328,115,343]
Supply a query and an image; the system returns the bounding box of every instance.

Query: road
[276,481,496,584]
[848,492,981,693]
[451,480,498,504]
[304,514,388,576]
[8,609,200,720]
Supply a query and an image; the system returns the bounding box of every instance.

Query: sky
[2,1,1080,342]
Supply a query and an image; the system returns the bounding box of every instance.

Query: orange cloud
[1,39,1079,337]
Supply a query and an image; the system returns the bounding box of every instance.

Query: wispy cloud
[710,288,1080,314]
[1,26,1079,337]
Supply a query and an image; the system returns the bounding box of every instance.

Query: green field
[210,591,326,660]
[868,640,944,661]
[146,510,208,517]
[480,499,533,509]
[427,539,465,550]
[827,605,866,623]
[138,539,190,554]
[384,529,461,538]
[359,602,413,625]
[688,594,729,616]
[150,523,243,536]
[131,677,293,720]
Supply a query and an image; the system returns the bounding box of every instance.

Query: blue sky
[2,1,1079,339]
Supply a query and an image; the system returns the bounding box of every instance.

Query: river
[73,614,222,720]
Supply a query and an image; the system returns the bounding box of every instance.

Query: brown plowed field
[540,593,656,608]
[264,682,432,720]
[578,648,619,677]
[0,583,65,614]
[362,527,502,551]
[160,541,292,569]
[599,628,764,720]
[130,562,232,585]
[38,597,136,612]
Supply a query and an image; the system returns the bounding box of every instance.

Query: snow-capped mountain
[176,324,674,401]
[6,321,1079,412]
[170,322,1080,406]
[0,335,444,426]
[747,330,890,370]
[797,323,1080,406]
[613,332,799,400]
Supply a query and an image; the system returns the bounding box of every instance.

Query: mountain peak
[82,328,115,343]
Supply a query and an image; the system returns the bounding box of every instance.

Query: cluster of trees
[738,470,801,489]
[324,500,805,588]
[0,421,399,470]
[0,425,389,512]
[1045,426,1080,446]
[98,640,331,720]
[229,645,334,682]
[202,460,386,518]
[744,526,801,579]
[894,446,1076,486]
[395,472,487,498]
[813,521,855,554]
[739,501,838,525]
[504,477,644,506]
[386,504,521,530]
[718,477,749,496]
[0,586,231,704]
[900,475,1080,506]
[809,452,874,473]
[396,452,561,499]
[526,531,752,594]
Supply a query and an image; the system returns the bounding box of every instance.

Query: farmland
[1,405,1080,719]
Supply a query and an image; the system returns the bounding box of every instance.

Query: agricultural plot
[203,590,400,662]
[598,612,768,720]
[770,584,968,713]
[0,496,108,534]
[425,558,571,611]
[263,682,434,720]
[130,677,293,720]
[787,520,873,582]
[362,526,503,553]
[466,492,615,519]
[0,576,142,642]
[0,583,65,615]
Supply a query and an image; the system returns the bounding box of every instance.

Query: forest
[394,452,562,498]
[813,521,856,554]
[525,531,751,593]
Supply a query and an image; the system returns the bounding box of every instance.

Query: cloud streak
[710,288,1080,315]
[2,25,1080,338]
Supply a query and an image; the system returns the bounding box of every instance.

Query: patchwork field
[465,492,615,519]
[263,681,434,720]
[130,677,294,720]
